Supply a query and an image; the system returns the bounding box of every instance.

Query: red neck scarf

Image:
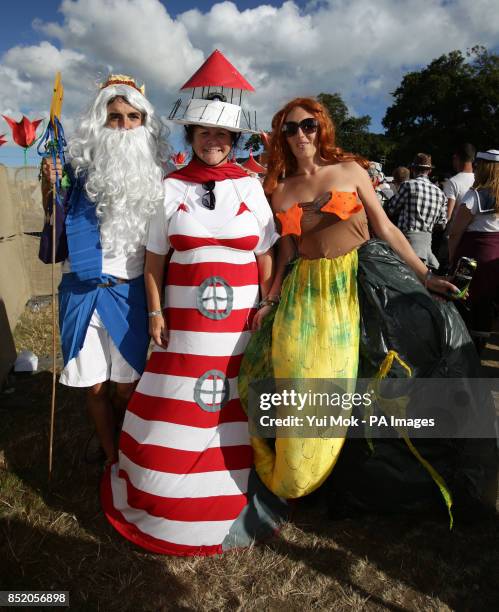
[168,156,248,183]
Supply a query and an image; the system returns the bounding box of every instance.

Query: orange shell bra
[275,190,362,237]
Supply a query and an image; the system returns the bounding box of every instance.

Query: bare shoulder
[342,160,370,188]
[339,160,367,176]
[322,160,367,180]
[311,161,367,193]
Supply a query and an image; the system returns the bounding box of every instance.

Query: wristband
[258,296,280,309]
[148,309,163,318]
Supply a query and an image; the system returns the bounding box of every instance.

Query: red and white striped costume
[101,176,286,555]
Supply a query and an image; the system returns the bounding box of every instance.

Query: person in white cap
[41,75,170,464]
[448,149,499,349]
[101,50,287,556]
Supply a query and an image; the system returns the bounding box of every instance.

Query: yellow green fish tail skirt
[239,253,360,499]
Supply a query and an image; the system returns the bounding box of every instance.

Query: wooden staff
[48,173,57,481]
[47,73,63,483]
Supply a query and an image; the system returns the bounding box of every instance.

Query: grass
[13,297,61,362]
[1,301,498,611]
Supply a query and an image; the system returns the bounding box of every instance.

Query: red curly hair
[263,97,368,194]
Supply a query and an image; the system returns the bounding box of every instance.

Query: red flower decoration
[2,115,43,148]
[171,151,187,166]
[0,133,7,147]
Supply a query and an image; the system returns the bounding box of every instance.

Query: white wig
[69,83,171,168]
[68,84,171,255]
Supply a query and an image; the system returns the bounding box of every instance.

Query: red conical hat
[180,49,254,91]
[242,149,266,174]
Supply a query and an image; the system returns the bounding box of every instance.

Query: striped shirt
[385,175,447,232]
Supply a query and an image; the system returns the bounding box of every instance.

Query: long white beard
[83,127,164,255]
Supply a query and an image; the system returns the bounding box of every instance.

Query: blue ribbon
[37,117,67,209]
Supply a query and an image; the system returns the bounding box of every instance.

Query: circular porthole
[194,369,230,412]
[197,276,233,320]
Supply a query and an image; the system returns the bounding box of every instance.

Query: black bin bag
[326,240,497,519]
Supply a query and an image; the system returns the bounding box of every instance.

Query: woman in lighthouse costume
[101,50,287,556]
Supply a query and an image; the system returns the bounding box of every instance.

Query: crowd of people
[375,144,499,350]
[40,52,497,556]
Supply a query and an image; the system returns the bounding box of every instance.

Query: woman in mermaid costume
[239,98,481,511]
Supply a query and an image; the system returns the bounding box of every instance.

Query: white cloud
[0,0,498,145]
[177,0,499,124]
[34,0,203,90]
[0,41,102,136]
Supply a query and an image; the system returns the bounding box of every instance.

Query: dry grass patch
[1,303,498,610]
[13,298,60,361]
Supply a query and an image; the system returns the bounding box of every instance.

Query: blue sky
[0,1,308,53]
[0,0,310,165]
[1,0,498,166]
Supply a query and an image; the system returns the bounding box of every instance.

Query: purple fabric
[455,231,499,301]
[455,231,499,333]
[38,190,68,264]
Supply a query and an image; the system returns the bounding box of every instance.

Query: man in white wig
[41,75,170,464]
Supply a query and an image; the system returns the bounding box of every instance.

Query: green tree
[244,133,263,152]
[317,92,393,162]
[382,46,499,173]
[317,93,350,129]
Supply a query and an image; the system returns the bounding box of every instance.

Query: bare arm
[266,235,295,297]
[41,156,63,213]
[145,249,168,347]
[250,182,298,330]
[446,198,456,221]
[355,165,458,295]
[448,204,473,264]
[265,183,297,298]
[252,239,294,331]
[256,248,274,298]
[251,248,276,331]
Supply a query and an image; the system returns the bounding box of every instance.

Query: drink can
[452,256,477,299]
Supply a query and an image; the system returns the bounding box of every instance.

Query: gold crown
[100,74,145,96]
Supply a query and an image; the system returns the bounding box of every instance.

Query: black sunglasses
[282,118,319,137]
[201,181,216,210]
